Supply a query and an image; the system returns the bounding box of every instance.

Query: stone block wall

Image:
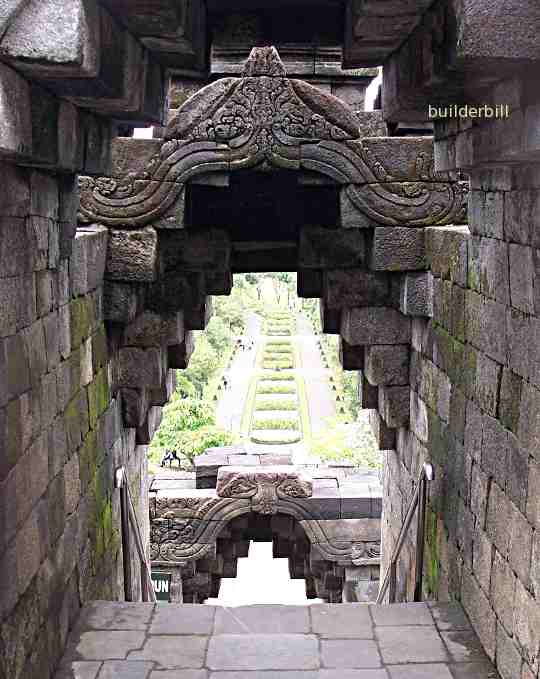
[0,164,150,679]
[379,89,540,679]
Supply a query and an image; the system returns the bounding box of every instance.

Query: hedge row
[262,361,294,370]
[255,399,298,411]
[257,384,297,394]
[251,418,300,430]
[258,372,295,381]
[250,433,302,445]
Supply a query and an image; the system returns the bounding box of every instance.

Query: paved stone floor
[55,601,500,678]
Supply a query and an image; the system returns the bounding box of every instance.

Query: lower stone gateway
[150,465,382,603]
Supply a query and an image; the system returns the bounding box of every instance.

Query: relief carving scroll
[216,466,313,515]
[78,45,467,230]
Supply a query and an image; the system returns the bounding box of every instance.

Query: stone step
[54,601,496,678]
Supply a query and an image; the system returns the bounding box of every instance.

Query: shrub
[160,397,214,431]
[251,418,300,430]
[255,399,297,411]
[262,361,294,370]
[264,346,293,354]
[258,372,295,381]
[166,426,235,464]
[257,384,296,394]
[250,432,302,445]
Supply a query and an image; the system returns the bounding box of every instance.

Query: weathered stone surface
[168,332,195,369]
[0,0,99,78]
[103,282,141,323]
[216,466,313,514]
[400,273,433,317]
[128,636,206,668]
[369,409,395,450]
[341,308,411,346]
[109,138,162,179]
[378,386,410,428]
[206,634,320,671]
[184,297,213,331]
[320,299,341,334]
[324,269,389,309]
[213,605,310,635]
[161,229,230,272]
[297,270,323,298]
[468,237,509,304]
[339,339,364,371]
[358,371,379,409]
[426,226,469,286]
[299,227,366,269]
[320,639,381,669]
[0,62,32,158]
[371,228,426,272]
[123,311,184,347]
[116,347,164,390]
[147,272,206,314]
[377,627,448,664]
[365,345,409,386]
[106,227,159,282]
[206,271,233,296]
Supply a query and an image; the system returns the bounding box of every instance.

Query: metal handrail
[376,462,435,605]
[115,467,157,603]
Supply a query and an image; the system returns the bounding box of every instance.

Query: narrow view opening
[149,274,382,605]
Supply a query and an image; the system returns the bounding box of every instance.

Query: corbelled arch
[150,467,381,603]
[77,45,468,451]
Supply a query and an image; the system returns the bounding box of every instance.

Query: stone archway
[77,45,468,450]
[150,466,381,603]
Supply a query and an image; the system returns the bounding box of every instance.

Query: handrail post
[116,468,133,602]
[376,463,434,605]
[389,561,397,603]
[414,474,428,602]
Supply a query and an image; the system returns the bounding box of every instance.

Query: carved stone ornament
[216,466,313,515]
[78,46,467,229]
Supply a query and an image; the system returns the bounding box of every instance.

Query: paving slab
[56,661,102,679]
[75,631,146,660]
[208,673,318,679]
[389,665,454,679]
[318,672,388,679]
[150,672,208,679]
[128,636,207,668]
[85,601,155,630]
[150,604,216,635]
[206,634,320,671]
[371,602,434,626]
[97,661,154,678]
[320,639,382,669]
[311,603,373,637]
[213,605,310,634]
[54,602,498,679]
[377,627,449,664]
[428,602,473,631]
[440,630,490,663]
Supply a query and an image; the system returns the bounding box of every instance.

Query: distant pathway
[216,312,261,433]
[296,315,336,435]
[217,311,337,463]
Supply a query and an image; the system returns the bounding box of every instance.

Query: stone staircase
[54,600,498,678]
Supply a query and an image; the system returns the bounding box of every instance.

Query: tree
[205,315,229,352]
[244,273,263,300]
[183,335,219,396]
